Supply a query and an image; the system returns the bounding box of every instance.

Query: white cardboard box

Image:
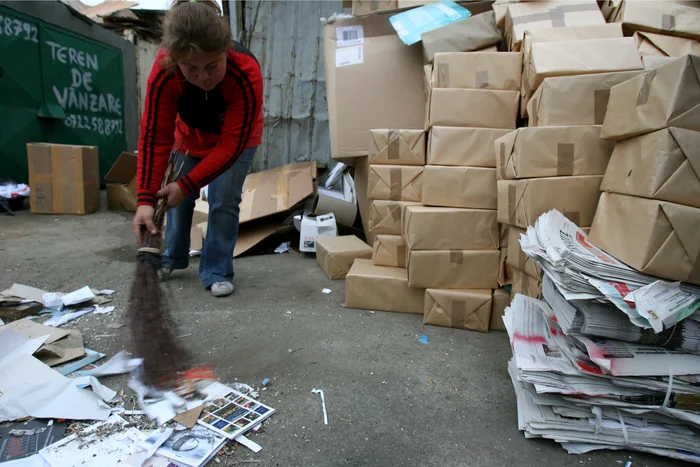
[300,213,339,253]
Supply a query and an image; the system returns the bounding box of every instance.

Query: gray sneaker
[211,282,234,297]
[158,268,172,282]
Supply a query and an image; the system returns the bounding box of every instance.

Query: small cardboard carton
[510,267,542,300]
[368,165,423,202]
[527,70,644,127]
[507,226,543,280]
[345,259,425,314]
[372,234,407,268]
[368,129,425,166]
[27,143,100,215]
[403,205,499,250]
[427,88,519,129]
[490,287,511,332]
[423,166,497,210]
[634,31,700,58]
[299,213,338,253]
[601,128,700,209]
[497,176,603,229]
[589,192,700,285]
[432,52,522,91]
[423,288,492,332]
[601,55,700,141]
[612,0,700,41]
[496,126,614,180]
[104,152,137,212]
[422,10,502,63]
[316,235,373,280]
[368,200,421,235]
[428,126,511,167]
[407,249,501,289]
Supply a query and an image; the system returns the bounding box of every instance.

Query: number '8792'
[0,14,39,43]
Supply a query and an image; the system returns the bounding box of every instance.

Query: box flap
[105,152,137,184]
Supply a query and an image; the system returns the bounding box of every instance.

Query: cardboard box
[489,287,510,332]
[427,88,519,129]
[601,128,700,208]
[368,165,423,202]
[510,267,542,300]
[507,226,542,279]
[497,176,603,229]
[104,152,136,212]
[423,289,492,332]
[407,249,501,289]
[372,234,407,268]
[353,156,374,244]
[190,226,203,251]
[422,10,502,62]
[299,213,338,253]
[496,126,614,180]
[634,31,700,57]
[311,188,359,227]
[428,126,510,167]
[368,200,421,235]
[27,143,100,215]
[589,192,700,286]
[324,14,425,159]
[613,0,700,41]
[403,205,499,250]
[527,71,644,127]
[600,55,700,141]
[432,52,522,91]
[526,37,642,95]
[368,129,425,166]
[423,166,497,209]
[316,235,373,280]
[345,259,425,314]
[504,0,605,51]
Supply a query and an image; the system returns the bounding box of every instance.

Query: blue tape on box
[389,1,471,46]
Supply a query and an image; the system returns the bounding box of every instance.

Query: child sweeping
[132,0,263,298]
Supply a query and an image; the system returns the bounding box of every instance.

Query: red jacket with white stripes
[136,44,263,207]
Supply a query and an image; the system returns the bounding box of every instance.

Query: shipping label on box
[510,267,542,300]
[589,192,700,286]
[369,129,426,166]
[432,52,522,91]
[422,10,502,63]
[427,88,519,129]
[368,200,421,235]
[403,205,499,250]
[300,213,338,253]
[316,235,373,280]
[346,259,425,314]
[496,126,614,180]
[601,128,700,208]
[428,126,510,167]
[497,176,603,229]
[601,55,700,141]
[423,166,497,209]
[527,71,644,127]
[634,31,700,58]
[423,288,492,332]
[372,234,407,268]
[614,1,700,41]
[490,287,511,332]
[407,249,500,289]
[368,165,423,202]
[507,226,542,279]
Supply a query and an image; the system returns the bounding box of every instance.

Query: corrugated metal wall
[232,0,345,173]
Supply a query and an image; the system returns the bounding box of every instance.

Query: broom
[127,143,192,389]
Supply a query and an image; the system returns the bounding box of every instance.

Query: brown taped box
[613,1,700,41]
[316,235,373,280]
[324,14,425,159]
[403,205,499,250]
[600,55,700,142]
[634,31,700,58]
[601,128,700,209]
[426,88,519,129]
[510,267,542,300]
[498,247,514,287]
[373,235,407,268]
[27,143,100,215]
[104,152,136,212]
[497,176,603,229]
[368,165,423,202]
[489,287,511,332]
[422,11,502,63]
[527,71,644,127]
[589,192,700,286]
[423,288,492,332]
[423,166,497,209]
[407,249,501,289]
[368,200,421,235]
[500,223,509,248]
[369,129,425,166]
[526,37,643,95]
[504,0,605,51]
[432,52,522,91]
[507,226,543,279]
[495,126,614,180]
[428,126,511,168]
[345,259,424,314]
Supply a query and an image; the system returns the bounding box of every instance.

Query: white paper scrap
[2,454,51,467]
[235,434,262,453]
[43,308,92,327]
[98,289,116,295]
[322,288,332,294]
[60,286,95,306]
[90,350,143,376]
[0,329,49,367]
[93,305,116,315]
[311,388,328,425]
[134,427,174,467]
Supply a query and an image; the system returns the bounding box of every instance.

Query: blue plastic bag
[389,1,471,46]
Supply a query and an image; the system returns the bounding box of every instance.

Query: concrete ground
[0,194,686,467]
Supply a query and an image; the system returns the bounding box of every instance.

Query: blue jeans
[162,147,257,288]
